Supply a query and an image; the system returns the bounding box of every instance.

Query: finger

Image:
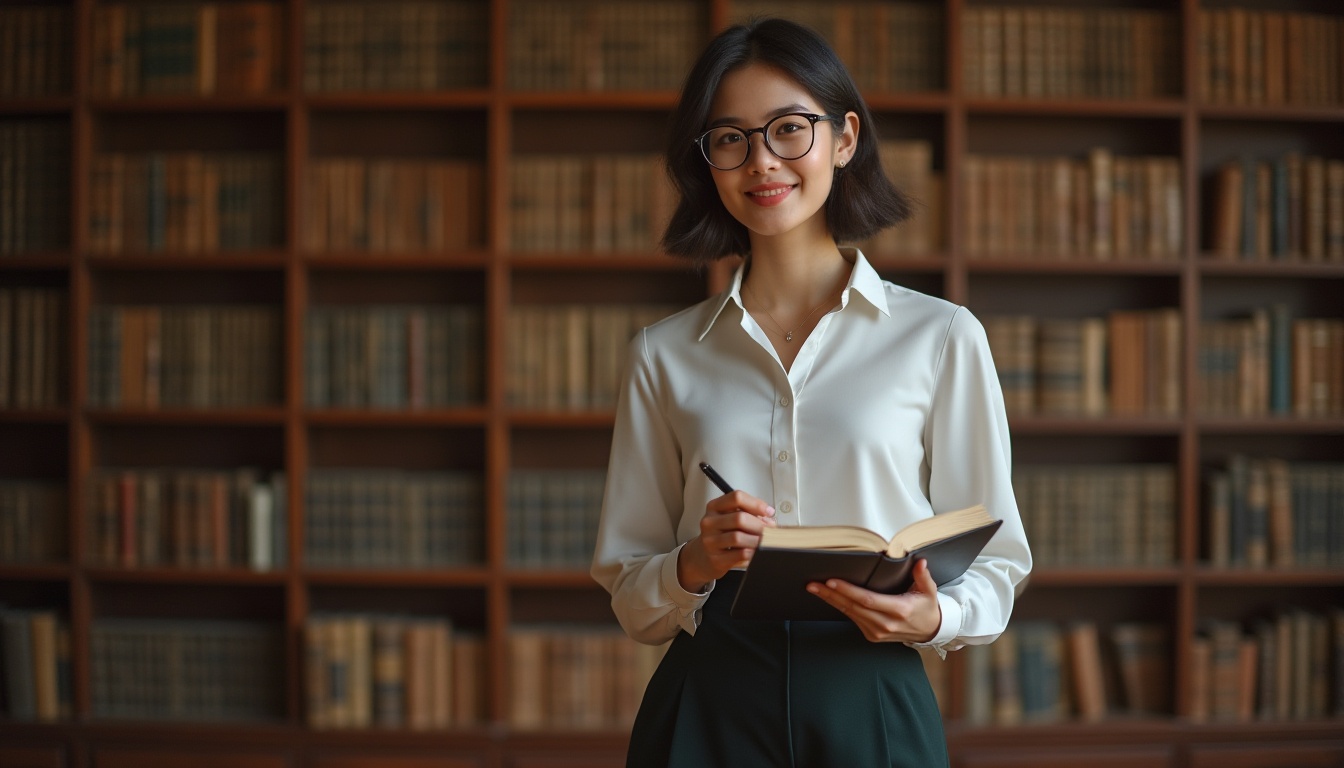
[706,490,775,519]
[911,559,938,594]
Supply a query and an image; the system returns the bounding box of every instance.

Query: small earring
[838,161,846,168]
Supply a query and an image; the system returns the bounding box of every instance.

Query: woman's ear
[836,111,860,167]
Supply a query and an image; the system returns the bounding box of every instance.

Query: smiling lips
[747,183,795,206]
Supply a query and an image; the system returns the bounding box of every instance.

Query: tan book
[1066,621,1107,721]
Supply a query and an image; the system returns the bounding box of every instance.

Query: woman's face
[705,62,855,246]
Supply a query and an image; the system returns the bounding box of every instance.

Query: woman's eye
[774,122,805,135]
[716,133,743,145]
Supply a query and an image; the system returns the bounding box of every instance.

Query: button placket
[771,382,799,521]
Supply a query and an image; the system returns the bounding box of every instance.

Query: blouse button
[779,501,793,513]
[777,451,789,462]
[779,396,791,407]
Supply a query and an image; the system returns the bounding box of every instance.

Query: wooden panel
[95,749,290,768]
[956,747,1175,768]
[310,755,484,768]
[507,755,626,768]
[1186,742,1344,768]
[0,745,66,768]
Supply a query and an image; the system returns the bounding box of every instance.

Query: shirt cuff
[660,543,714,635]
[908,591,963,659]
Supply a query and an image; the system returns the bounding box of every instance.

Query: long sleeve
[917,307,1033,654]
[590,329,709,645]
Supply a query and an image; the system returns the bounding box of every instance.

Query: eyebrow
[707,103,814,129]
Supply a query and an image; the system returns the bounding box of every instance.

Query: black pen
[699,462,735,495]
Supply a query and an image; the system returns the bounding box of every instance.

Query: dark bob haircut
[661,17,913,264]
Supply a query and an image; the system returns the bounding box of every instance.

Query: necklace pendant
[785,331,793,341]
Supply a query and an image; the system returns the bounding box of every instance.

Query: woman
[590,17,1031,767]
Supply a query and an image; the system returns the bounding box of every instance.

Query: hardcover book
[730,504,1003,621]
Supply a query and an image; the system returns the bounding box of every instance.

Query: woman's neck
[743,233,851,314]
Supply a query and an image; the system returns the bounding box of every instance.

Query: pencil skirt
[626,570,949,768]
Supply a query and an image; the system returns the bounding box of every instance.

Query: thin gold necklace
[742,283,839,343]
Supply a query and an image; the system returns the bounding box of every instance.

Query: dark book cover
[729,519,1003,621]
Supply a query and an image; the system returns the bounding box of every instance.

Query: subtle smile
[746,184,795,206]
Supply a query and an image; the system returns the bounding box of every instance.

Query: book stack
[304,614,485,729]
[731,2,944,93]
[0,608,72,721]
[306,159,486,253]
[507,469,606,569]
[0,120,72,255]
[91,619,284,722]
[508,1,702,91]
[0,288,65,410]
[304,469,483,569]
[1210,154,1344,263]
[964,149,1183,261]
[860,140,943,256]
[1198,307,1344,418]
[90,3,284,96]
[305,305,484,409]
[963,7,1180,100]
[510,154,676,253]
[88,153,283,254]
[0,480,67,565]
[1013,464,1176,568]
[86,305,283,408]
[1205,456,1344,569]
[0,7,72,98]
[1199,10,1344,106]
[507,303,680,410]
[984,309,1182,418]
[1190,609,1344,722]
[961,620,1172,725]
[85,469,287,570]
[507,624,666,730]
[305,1,488,92]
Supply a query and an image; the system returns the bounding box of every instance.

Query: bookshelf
[1,0,1342,766]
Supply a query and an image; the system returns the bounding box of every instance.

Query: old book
[730,504,1003,621]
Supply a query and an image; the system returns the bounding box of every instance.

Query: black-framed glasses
[694,112,841,171]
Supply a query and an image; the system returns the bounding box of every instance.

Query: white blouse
[590,248,1032,654]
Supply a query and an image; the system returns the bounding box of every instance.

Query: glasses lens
[763,114,816,160]
[702,127,748,170]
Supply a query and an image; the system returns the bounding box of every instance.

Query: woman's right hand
[676,490,776,592]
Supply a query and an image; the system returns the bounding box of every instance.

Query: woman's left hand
[805,559,942,644]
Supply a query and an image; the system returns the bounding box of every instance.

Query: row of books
[0,288,64,410]
[1198,309,1343,418]
[984,310,1182,418]
[959,620,1170,725]
[88,153,283,254]
[507,470,604,570]
[1192,609,1344,722]
[508,624,666,730]
[91,619,284,721]
[963,8,1180,101]
[507,1,700,92]
[87,305,282,409]
[963,151,1183,261]
[509,154,675,253]
[0,7,71,98]
[306,159,486,253]
[305,470,483,569]
[1210,154,1344,263]
[1199,10,1344,107]
[90,3,284,97]
[1013,464,1175,568]
[304,305,484,410]
[507,304,680,410]
[0,480,66,565]
[0,121,71,255]
[304,1,487,92]
[731,1,943,93]
[86,469,287,571]
[304,614,484,730]
[0,608,70,722]
[1206,457,1344,569]
[860,140,943,255]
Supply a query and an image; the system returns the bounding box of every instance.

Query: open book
[729,504,1002,621]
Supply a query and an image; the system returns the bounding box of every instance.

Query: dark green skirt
[627,570,949,768]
